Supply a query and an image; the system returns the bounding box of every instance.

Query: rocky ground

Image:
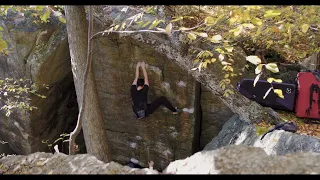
[1,145,320,174]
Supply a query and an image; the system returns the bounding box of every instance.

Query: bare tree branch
[91,22,206,39]
[181,22,206,31]
[92,29,168,39]
[0,140,8,144]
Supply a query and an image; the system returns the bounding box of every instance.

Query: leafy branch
[96,5,319,97]
[246,55,284,99]
[0,6,66,54]
[42,133,70,153]
[0,78,48,117]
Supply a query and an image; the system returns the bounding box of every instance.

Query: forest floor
[256,110,320,138]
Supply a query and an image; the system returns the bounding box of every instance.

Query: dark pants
[147,96,176,115]
[126,162,144,168]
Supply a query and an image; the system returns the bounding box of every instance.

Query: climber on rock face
[131,61,180,119]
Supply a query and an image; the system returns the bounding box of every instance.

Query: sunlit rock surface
[204,114,320,155]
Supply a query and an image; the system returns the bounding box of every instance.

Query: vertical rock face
[200,87,234,149]
[92,6,250,169]
[0,139,15,156]
[198,45,248,150]
[92,31,197,170]
[0,11,79,155]
[90,25,243,169]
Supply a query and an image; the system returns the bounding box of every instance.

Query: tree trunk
[119,32,280,124]
[65,6,110,162]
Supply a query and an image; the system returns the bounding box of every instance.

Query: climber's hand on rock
[141,61,146,68]
[136,62,141,68]
[74,144,79,152]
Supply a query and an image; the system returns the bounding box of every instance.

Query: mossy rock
[255,125,270,136]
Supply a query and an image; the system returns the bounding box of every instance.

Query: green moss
[146,56,157,64]
[255,125,270,136]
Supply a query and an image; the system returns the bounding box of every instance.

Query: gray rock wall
[0,11,78,154]
[92,30,197,170]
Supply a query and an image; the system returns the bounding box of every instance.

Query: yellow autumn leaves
[246,55,284,99]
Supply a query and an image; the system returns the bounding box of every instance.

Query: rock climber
[131,61,180,119]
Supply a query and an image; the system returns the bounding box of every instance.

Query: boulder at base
[0,152,158,174]
[164,144,320,174]
[204,114,320,156]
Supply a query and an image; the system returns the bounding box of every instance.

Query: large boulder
[0,10,79,154]
[91,6,248,170]
[0,152,158,174]
[204,114,320,155]
[164,144,320,174]
[92,28,197,170]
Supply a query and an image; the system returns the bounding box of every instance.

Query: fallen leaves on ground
[277,111,320,137]
[257,110,320,137]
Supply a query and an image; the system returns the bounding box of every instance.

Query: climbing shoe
[173,107,182,115]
